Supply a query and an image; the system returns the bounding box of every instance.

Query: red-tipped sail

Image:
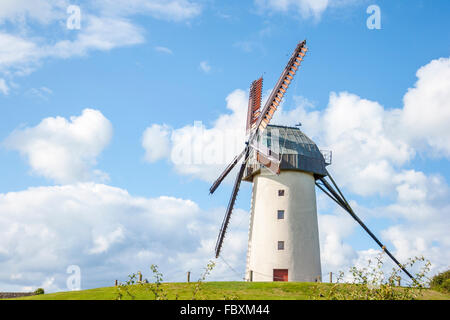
[246,77,263,135]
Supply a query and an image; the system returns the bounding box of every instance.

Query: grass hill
[6,282,450,300]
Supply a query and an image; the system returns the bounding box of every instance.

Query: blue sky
[0,0,449,292]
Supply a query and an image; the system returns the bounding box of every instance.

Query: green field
[6,282,450,300]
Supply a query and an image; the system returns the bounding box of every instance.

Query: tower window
[277,210,285,220]
[278,189,285,196]
[278,241,285,250]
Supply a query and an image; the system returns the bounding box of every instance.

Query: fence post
[330,272,333,283]
[249,270,253,282]
[139,271,142,283]
[187,271,191,283]
[115,280,118,287]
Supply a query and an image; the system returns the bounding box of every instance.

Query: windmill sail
[209,148,246,194]
[215,151,249,258]
[211,40,309,258]
[246,78,263,135]
[253,40,307,134]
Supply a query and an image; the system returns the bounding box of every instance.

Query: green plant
[115,272,139,300]
[315,253,431,300]
[191,260,216,300]
[115,265,169,300]
[442,279,450,292]
[34,288,45,295]
[114,260,240,300]
[148,264,168,300]
[429,269,450,293]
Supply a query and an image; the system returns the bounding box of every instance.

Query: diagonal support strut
[316,171,416,283]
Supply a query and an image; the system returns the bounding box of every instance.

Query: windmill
[210,40,415,282]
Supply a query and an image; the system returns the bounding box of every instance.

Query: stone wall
[0,292,35,299]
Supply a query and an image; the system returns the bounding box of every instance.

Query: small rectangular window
[277,210,285,219]
[278,241,285,250]
[278,189,285,196]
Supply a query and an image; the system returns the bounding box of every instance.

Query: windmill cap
[244,124,328,181]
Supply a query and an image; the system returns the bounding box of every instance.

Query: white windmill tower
[209,40,415,283]
[242,123,327,282]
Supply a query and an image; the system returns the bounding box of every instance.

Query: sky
[0,0,449,292]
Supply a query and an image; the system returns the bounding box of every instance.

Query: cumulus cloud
[273,57,450,198]
[372,170,450,274]
[0,183,248,292]
[305,91,415,196]
[143,89,247,181]
[318,212,357,269]
[317,168,450,278]
[401,57,450,156]
[142,124,172,163]
[4,109,113,184]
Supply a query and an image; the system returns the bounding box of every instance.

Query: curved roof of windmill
[243,124,329,181]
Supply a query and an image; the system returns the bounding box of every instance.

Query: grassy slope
[8,282,450,300]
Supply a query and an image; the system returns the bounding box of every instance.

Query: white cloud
[381,171,450,270]
[0,0,202,79]
[0,183,248,292]
[95,0,202,22]
[48,15,145,59]
[0,0,68,24]
[199,61,212,73]
[319,212,357,270]
[142,124,172,163]
[255,0,341,20]
[26,86,53,100]
[401,57,450,156]
[89,226,125,254]
[0,78,10,95]
[0,32,39,72]
[271,58,450,198]
[154,46,174,55]
[0,16,144,75]
[142,89,247,181]
[309,91,415,196]
[0,0,201,25]
[4,109,113,184]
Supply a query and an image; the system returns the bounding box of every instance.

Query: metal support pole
[317,174,416,283]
